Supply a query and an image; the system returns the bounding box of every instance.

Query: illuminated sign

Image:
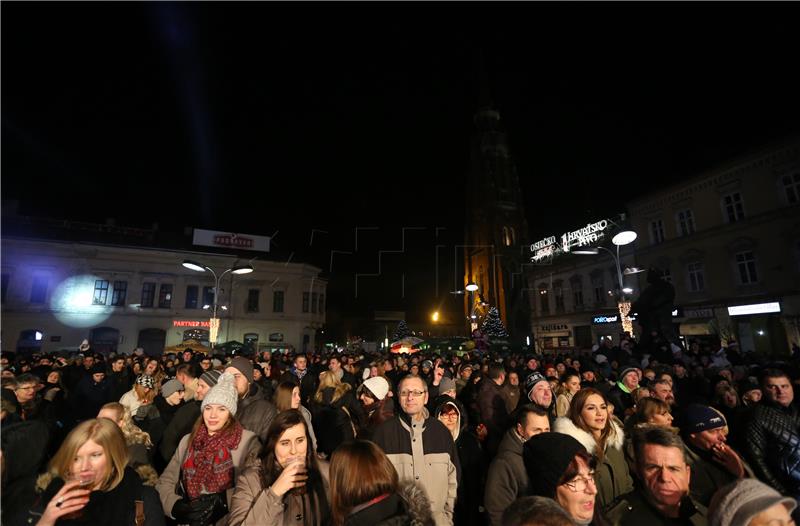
[193,228,270,252]
[727,302,781,316]
[173,320,211,328]
[530,218,616,262]
[593,315,620,324]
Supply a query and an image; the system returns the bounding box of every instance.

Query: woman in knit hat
[355,376,394,440]
[709,478,797,526]
[523,432,600,525]
[156,373,259,526]
[119,374,156,416]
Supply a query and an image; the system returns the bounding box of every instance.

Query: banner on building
[193,229,270,252]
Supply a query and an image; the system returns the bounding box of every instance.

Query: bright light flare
[50,274,113,328]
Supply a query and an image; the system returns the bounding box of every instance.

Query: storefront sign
[173,320,211,328]
[193,228,270,252]
[684,307,713,318]
[728,302,781,316]
[593,314,620,324]
[539,323,568,332]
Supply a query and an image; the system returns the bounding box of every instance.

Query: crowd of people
[2,334,799,526]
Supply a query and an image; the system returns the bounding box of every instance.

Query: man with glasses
[373,374,461,526]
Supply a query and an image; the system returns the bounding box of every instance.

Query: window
[93,280,109,305]
[319,294,325,313]
[202,286,214,308]
[554,283,565,312]
[687,262,705,292]
[736,251,758,284]
[158,284,173,308]
[676,209,696,236]
[594,284,603,303]
[502,226,514,246]
[111,281,127,306]
[783,173,800,204]
[723,192,745,223]
[247,289,260,312]
[185,285,198,309]
[539,288,550,314]
[302,292,310,313]
[311,293,318,313]
[141,282,156,308]
[573,288,584,310]
[273,290,284,313]
[30,276,48,304]
[649,219,665,245]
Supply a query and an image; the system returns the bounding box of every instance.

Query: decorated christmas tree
[392,320,413,341]
[481,307,509,338]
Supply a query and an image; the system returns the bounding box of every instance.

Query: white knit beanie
[201,372,238,416]
[709,478,797,526]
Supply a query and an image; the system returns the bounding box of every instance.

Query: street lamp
[181,260,254,344]
[573,231,643,336]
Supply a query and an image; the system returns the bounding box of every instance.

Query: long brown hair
[329,440,399,526]
[568,387,615,462]
[275,381,298,412]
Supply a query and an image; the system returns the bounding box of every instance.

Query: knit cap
[525,372,548,401]
[684,404,727,434]
[618,366,639,381]
[709,478,797,526]
[361,376,390,400]
[201,372,239,416]
[523,432,588,498]
[439,377,457,395]
[161,379,184,398]
[227,356,254,384]
[136,374,155,389]
[199,369,222,388]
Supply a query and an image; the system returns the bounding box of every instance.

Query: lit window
[723,193,745,223]
[735,251,758,284]
[158,284,173,308]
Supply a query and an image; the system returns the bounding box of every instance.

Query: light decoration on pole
[618,301,633,336]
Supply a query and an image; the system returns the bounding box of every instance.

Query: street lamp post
[573,231,643,336]
[182,260,254,346]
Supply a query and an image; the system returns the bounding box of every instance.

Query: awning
[680,322,712,336]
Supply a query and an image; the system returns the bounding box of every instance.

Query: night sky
[3,4,799,326]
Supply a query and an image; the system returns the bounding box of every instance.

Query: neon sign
[173,320,211,328]
[530,218,615,262]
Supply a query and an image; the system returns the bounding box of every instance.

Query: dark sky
[3,4,799,325]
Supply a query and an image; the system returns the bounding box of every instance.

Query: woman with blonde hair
[555,371,581,417]
[329,440,433,526]
[119,375,157,417]
[98,402,157,486]
[274,381,317,451]
[310,372,364,458]
[553,387,633,509]
[19,418,164,525]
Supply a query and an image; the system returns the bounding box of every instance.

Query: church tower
[464,106,531,336]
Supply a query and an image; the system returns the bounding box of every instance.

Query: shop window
[185,285,198,309]
[141,282,156,308]
[723,192,745,223]
[649,219,665,245]
[158,284,173,308]
[30,276,48,304]
[735,251,758,284]
[686,262,705,292]
[783,172,800,204]
[111,281,127,306]
[273,290,284,313]
[247,289,260,313]
[676,209,696,236]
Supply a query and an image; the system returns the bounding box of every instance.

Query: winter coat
[311,387,362,457]
[683,443,739,507]
[372,410,461,526]
[298,404,319,452]
[607,382,635,418]
[1,419,51,525]
[280,368,317,405]
[476,379,508,457]
[227,458,330,526]
[120,388,147,417]
[554,417,634,509]
[15,466,165,526]
[501,382,521,414]
[345,481,435,526]
[156,428,259,526]
[743,399,800,498]
[158,400,201,468]
[484,428,529,526]
[602,489,708,526]
[359,397,395,440]
[237,383,278,444]
[555,392,573,418]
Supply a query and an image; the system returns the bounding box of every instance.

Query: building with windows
[1,221,327,355]
[627,139,800,354]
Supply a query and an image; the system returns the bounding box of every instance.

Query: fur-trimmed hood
[346,480,435,526]
[553,416,624,454]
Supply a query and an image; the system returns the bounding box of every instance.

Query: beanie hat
[201,372,239,416]
[90,363,106,375]
[709,478,797,526]
[619,366,639,381]
[523,433,588,498]
[199,369,222,388]
[421,360,433,369]
[738,377,760,395]
[361,376,390,401]
[684,404,727,434]
[136,374,155,389]
[228,356,254,384]
[525,372,548,401]
[161,379,184,398]
[439,377,457,395]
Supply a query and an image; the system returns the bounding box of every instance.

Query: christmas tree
[392,320,413,341]
[481,307,509,338]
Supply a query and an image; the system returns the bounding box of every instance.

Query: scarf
[294,367,308,381]
[182,421,243,499]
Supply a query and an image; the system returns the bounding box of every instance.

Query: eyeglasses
[399,390,427,398]
[563,473,597,493]
[439,412,458,419]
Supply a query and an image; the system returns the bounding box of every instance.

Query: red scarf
[182,421,243,499]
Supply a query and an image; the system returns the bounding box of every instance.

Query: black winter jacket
[743,400,800,497]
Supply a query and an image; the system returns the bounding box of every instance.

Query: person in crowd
[71,364,114,421]
[199,357,213,373]
[224,356,278,444]
[42,369,68,413]
[708,478,797,526]
[603,425,708,525]
[175,364,199,402]
[311,371,363,458]
[328,356,358,391]
[17,418,164,526]
[228,409,330,526]
[607,366,640,418]
[107,356,133,402]
[136,378,185,452]
[120,374,156,417]
[13,372,55,424]
[485,404,551,526]
[477,364,509,457]
[680,404,749,507]
[159,369,221,470]
[522,432,599,525]
[525,372,555,419]
[738,378,762,407]
[372,374,460,526]
[651,379,676,407]
[554,388,633,509]
[157,373,259,526]
[274,381,317,451]
[502,496,576,526]
[502,370,522,414]
[455,363,473,394]
[623,397,675,475]
[252,364,275,401]
[434,395,485,526]
[279,353,317,406]
[143,359,166,389]
[328,439,433,526]
[743,368,800,501]
[556,371,582,418]
[355,376,394,440]
[97,402,157,486]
